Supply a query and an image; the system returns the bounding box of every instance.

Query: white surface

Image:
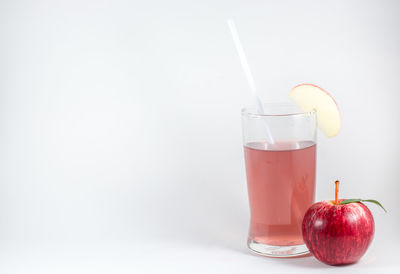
[0,0,399,273]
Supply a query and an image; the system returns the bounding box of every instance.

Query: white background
[1,0,399,273]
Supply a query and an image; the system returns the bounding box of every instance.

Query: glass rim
[241,102,316,117]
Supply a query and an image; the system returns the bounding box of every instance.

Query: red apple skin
[302,200,374,265]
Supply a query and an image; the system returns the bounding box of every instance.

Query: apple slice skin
[302,200,374,265]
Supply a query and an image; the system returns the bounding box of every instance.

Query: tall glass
[242,103,317,257]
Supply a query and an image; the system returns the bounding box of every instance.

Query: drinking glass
[242,103,317,257]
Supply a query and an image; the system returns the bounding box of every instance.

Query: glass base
[247,239,310,258]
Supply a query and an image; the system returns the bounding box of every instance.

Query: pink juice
[244,141,316,246]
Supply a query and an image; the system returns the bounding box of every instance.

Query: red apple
[302,180,385,265]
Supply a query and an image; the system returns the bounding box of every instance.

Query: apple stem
[335,180,339,204]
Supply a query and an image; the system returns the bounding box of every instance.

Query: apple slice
[289,84,341,137]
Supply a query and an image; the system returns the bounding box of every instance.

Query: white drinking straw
[227,19,274,144]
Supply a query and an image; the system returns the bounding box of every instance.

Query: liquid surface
[244,141,316,246]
